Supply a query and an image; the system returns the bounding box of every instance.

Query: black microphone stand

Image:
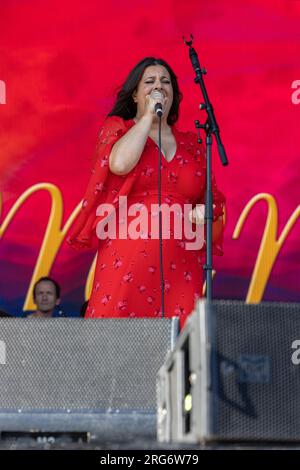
[183,34,228,301]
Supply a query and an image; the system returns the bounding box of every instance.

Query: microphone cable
[157,114,165,318]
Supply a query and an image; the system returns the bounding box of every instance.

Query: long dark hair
[108,57,182,126]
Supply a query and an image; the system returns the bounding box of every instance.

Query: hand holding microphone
[145,89,165,118]
[152,90,164,117]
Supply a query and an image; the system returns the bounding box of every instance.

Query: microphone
[151,90,163,117]
[155,102,163,118]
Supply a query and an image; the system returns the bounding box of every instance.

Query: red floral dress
[68,116,225,328]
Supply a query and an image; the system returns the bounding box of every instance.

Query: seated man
[26,276,64,318]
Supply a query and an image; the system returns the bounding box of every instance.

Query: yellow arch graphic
[233,193,300,302]
[0,184,82,310]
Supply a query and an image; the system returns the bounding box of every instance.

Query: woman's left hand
[188,204,216,224]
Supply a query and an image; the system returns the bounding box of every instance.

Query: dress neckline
[129,118,178,164]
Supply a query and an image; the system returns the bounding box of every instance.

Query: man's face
[34,281,60,313]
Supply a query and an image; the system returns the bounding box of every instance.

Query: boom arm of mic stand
[188,42,228,167]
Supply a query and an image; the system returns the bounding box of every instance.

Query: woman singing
[68,57,226,328]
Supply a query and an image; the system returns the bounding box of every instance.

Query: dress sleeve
[67,116,128,249]
[188,131,226,256]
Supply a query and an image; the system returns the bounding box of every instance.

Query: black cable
[157,115,165,318]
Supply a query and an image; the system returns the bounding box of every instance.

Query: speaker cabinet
[157,300,300,443]
[0,318,178,439]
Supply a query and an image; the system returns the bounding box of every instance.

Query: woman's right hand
[143,90,166,118]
